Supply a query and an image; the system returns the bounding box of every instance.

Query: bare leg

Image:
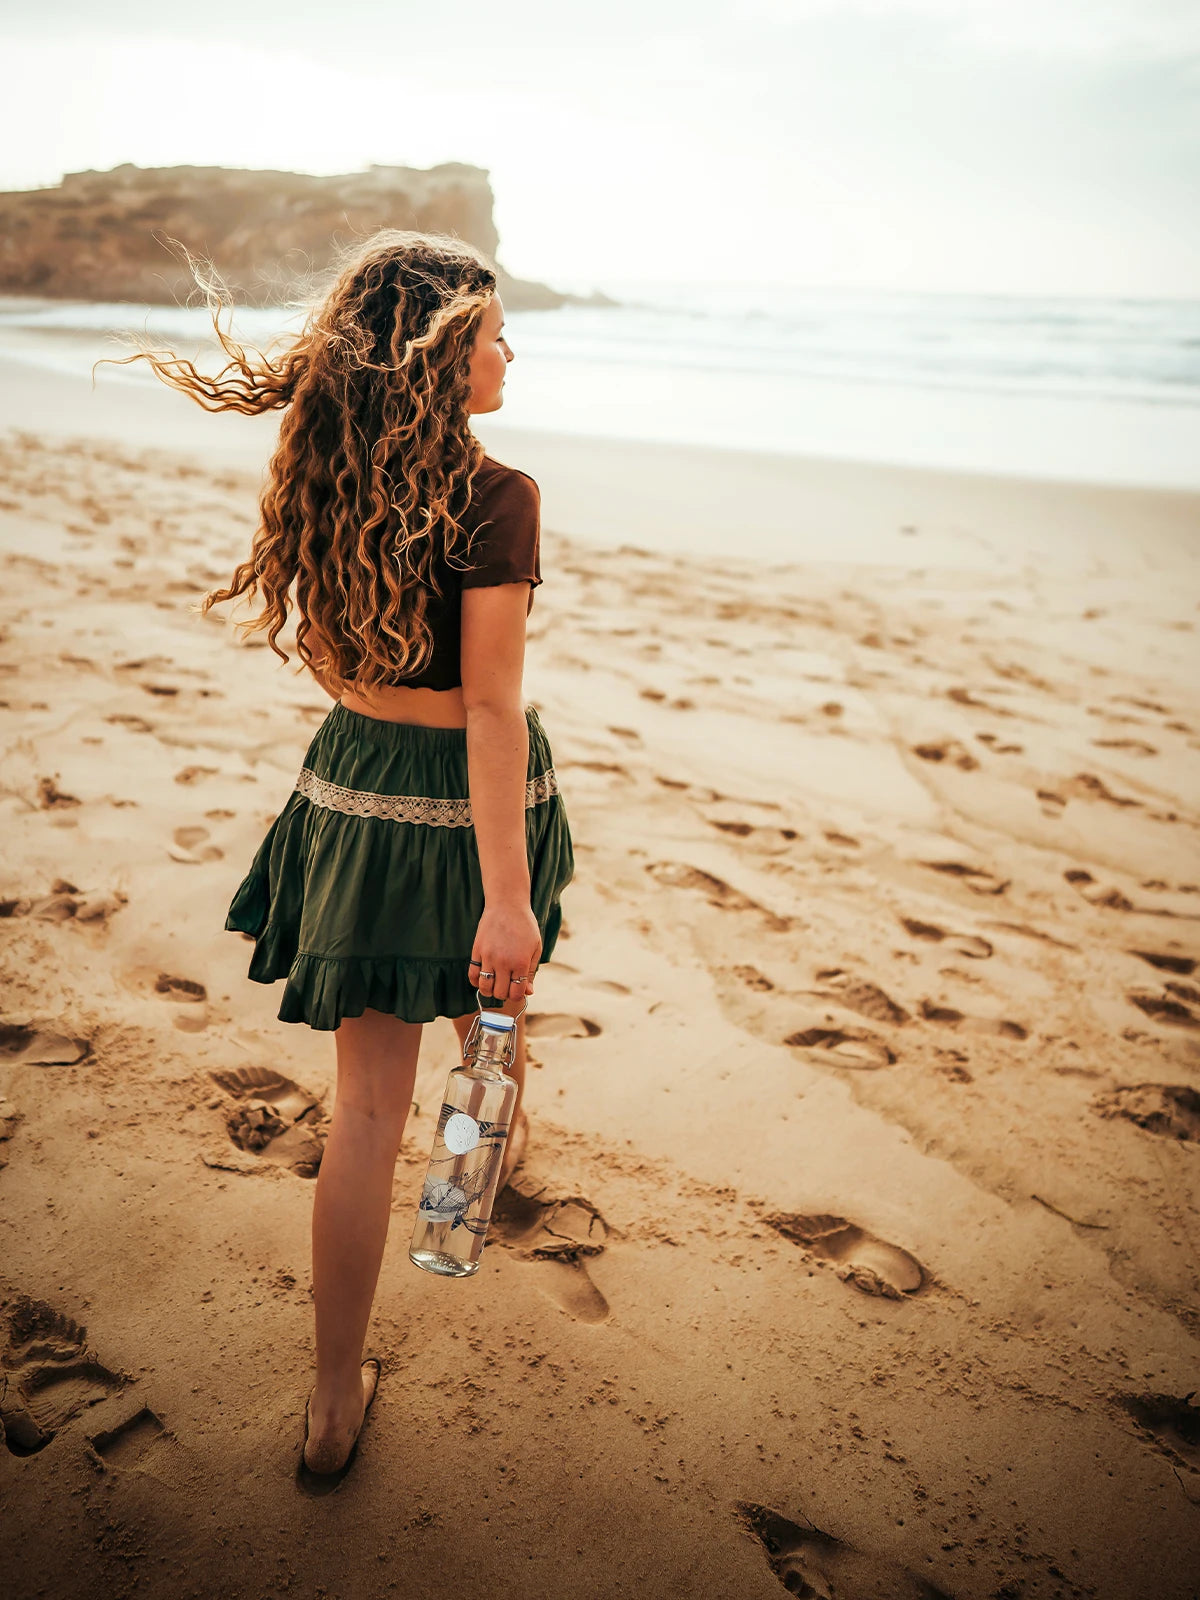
[451,1006,528,1191]
[306,1007,422,1471]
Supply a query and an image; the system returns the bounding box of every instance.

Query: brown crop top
[346,454,542,692]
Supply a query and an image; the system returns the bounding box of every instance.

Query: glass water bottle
[408,997,522,1278]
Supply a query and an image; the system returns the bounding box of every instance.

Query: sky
[2,0,1198,298]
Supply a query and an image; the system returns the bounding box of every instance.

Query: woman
[104,231,575,1488]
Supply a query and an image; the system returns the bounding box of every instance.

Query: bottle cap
[479,1010,515,1031]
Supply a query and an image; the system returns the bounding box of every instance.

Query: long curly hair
[94,229,498,696]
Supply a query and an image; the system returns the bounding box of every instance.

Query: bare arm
[460,580,540,998]
[460,583,532,904]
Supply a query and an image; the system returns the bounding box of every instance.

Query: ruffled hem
[226,870,564,1030]
[279,952,482,1030]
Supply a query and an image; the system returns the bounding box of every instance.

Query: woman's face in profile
[466,294,513,414]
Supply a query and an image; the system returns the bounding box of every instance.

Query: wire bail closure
[462,986,527,1069]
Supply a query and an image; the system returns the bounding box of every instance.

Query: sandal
[295,1357,382,1496]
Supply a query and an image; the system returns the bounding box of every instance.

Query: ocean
[3,282,1198,489]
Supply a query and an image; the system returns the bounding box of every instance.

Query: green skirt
[225,700,575,1030]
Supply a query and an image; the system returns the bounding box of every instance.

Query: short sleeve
[460,469,542,591]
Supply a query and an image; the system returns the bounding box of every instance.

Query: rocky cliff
[0,162,601,311]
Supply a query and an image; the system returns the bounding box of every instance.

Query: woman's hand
[468,900,541,1007]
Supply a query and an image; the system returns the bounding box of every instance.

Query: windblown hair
[94,230,499,696]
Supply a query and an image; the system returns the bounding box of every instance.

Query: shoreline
[3,349,1198,577]
[4,288,1200,492]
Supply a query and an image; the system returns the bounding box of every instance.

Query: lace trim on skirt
[294,765,560,828]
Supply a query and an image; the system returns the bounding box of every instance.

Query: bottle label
[417,1102,506,1230]
[443,1111,481,1155]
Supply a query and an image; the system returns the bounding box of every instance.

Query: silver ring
[478,970,495,979]
[511,975,526,983]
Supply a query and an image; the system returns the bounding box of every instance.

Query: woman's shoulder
[475,453,540,506]
[459,455,542,591]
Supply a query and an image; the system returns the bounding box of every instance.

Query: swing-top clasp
[461,986,527,1070]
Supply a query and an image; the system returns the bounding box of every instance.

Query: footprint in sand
[0,1023,89,1066]
[705,817,799,850]
[934,1048,974,1083]
[1130,950,1196,977]
[0,879,127,926]
[105,713,155,734]
[1093,736,1157,757]
[784,1027,895,1070]
[1064,868,1142,913]
[921,859,1009,895]
[89,1406,171,1471]
[155,971,206,1009]
[168,825,223,864]
[1075,872,1200,916]
[912,739,979,770]
[947,684,1014,718]
[174,764,219,786]
[36,776,81,809]
[738,1503,951,1600]
[1127,989,1200,1029]
[975,731,1024,754]
[208,1065,328,1178]
[812,970,909,1025]
[1093,1083,1200,1144]
[488,1188,610,1323]
[1066,772,1142,809]
[118,969,210,1032]
[822,829,860,849]
[0,1297,125,1455]
[644,860,792,932]
[761,1212,925,1299]
[900,917,993,959]
[1113,693,1172,716]
[1117,1391,1200,1473]
[733,964,775,991]
[917,999,1028,1040]
[524,1013,603,1039]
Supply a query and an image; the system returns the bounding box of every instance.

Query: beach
[1,349,1199,1597]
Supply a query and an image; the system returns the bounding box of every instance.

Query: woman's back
[333,452,543,727]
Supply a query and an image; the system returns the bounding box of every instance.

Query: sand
[1,351,1198,1599]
